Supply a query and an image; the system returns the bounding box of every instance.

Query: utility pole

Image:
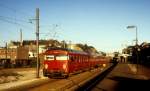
[20,29,23,46]
[36,8,40,78]
[5,42,7,61]
[5,42,8,68]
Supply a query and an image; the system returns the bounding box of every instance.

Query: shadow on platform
[109,76,150,91]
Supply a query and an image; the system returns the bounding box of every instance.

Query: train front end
[43,49,69,78]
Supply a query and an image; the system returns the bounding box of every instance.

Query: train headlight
[63,64,68,72]
[45,64,48,69]
[103,64,106,67]
[63,64,67,69]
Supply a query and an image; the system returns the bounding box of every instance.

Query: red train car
[43,48,109,78]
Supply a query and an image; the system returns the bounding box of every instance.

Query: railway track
[25,63,116,91]
[0,63,117,91]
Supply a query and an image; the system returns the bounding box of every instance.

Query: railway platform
[91,63,150,91]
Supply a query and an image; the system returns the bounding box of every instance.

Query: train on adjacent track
[43,48,110,78]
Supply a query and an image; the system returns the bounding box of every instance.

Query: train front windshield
[45,55,54,61]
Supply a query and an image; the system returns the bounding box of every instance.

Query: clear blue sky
[0,0,150,52]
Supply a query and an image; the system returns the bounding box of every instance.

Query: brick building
[0,46,29,68]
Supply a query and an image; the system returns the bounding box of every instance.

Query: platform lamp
[127,26,138,45]
[127,25,139,74]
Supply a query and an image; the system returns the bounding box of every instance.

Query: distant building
[1,39,61,64]
[0,47,17,61]
[0,40,53,67]
[16,46,29,60]
[0,46,29,68]
[0,46,28,61]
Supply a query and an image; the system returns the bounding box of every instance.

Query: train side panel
[43,48,110,78]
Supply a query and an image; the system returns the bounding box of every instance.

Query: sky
[0,0,150,53]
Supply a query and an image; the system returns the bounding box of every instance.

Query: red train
[43,48,109,78]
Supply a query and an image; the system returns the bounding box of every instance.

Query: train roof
[46,47,88,55]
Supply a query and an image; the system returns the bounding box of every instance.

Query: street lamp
[126,25,138,46]
[126,25,139,74]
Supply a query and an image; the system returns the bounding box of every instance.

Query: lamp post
[127,25,139,74]
[127,25,138,46]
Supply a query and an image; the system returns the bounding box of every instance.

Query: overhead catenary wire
[0,17,34,30]
[0,2,35,31]
[0,2,35,25]
[41,24,61,39]
[0,15,33,24]
[0,3,34,17]
[0,3,37,43]
[0,3,64,40]
[0,3,62,30]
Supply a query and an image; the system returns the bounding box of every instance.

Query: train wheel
[64,75,69,78]
[48,76,53,78]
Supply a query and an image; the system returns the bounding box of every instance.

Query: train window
[79,56,81,62]
[56,55,69,60]
[45,55,54,60]
[70,56,74,61]
[75,56,79,61]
